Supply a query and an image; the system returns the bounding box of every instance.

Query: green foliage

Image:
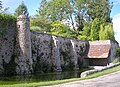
[34,0,113,40]
[49,20,76,38]
[14,1,28,16]
[30,16,51,32]
[0,1,9,13]
[74,0,87,32]
[99,23,114,41]
[77,35,91,41]
[39,0,72,22]
[87,0,112,22]
[78,22,91,40]
[30,26,42,32]
[37,0,48,17]
[37,0,76,32]
[116,47,120,57]
[90,18,100,41]
[0,13,16,36]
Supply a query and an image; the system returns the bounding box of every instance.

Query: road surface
[42,70,120,87]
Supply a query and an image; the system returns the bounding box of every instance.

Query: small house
[86,40,119,66]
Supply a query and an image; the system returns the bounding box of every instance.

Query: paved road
[42,71,120,87]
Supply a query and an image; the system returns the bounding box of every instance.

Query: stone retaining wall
[80,63,120,78]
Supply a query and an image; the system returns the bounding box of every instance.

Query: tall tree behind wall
[79,0,113,40]
[14,1,28,16]
[99,23,114,41]
[87,0,112,22]
[33,0,114,41]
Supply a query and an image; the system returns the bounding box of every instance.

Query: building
[86,40,119,66]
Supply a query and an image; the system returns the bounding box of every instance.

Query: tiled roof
[88,40,111,58]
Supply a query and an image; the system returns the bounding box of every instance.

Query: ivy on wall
[0,13,16,36]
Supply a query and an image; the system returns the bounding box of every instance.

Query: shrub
[0,13,16,36]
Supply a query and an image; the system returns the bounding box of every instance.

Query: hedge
[0,13,16,36]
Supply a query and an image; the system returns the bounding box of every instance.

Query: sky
[1,0,120,45]
[1,0,40,15]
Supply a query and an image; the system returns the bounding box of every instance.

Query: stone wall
[31,31,89,73]
[0,26,16,75]
[110,41,119,62]
[31,31,53,73]
[0,15,89,75]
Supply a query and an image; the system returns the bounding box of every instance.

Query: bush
[0,13,16,36]
[30,26,42,32]
[0,13,16,27]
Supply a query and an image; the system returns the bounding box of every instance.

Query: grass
[0,65,120,87]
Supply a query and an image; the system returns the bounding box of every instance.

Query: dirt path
[41,71,120,87]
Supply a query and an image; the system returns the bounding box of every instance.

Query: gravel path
[41,70,120,87]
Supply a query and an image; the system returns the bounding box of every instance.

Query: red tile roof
[88,40,111,58]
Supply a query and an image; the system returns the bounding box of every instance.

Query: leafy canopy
[14,1,28,16]
[31,0,114,41]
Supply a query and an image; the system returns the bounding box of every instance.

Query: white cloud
[112,13,120,45]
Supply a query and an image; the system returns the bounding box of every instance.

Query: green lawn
[0,65,120,87]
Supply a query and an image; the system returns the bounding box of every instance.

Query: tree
[37,0,47,17]
[0,0,2,11]
[30,16,51,32]
[14,1,28,16]
[35,0,113,40]
[73,0,87,32]
[77,22,91,40]
[0,1,9,13]
[37,0,76,30]
[49,20,76,38]
[87,0,112,22]
[90,18,100,41]
[99,23,114,41]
